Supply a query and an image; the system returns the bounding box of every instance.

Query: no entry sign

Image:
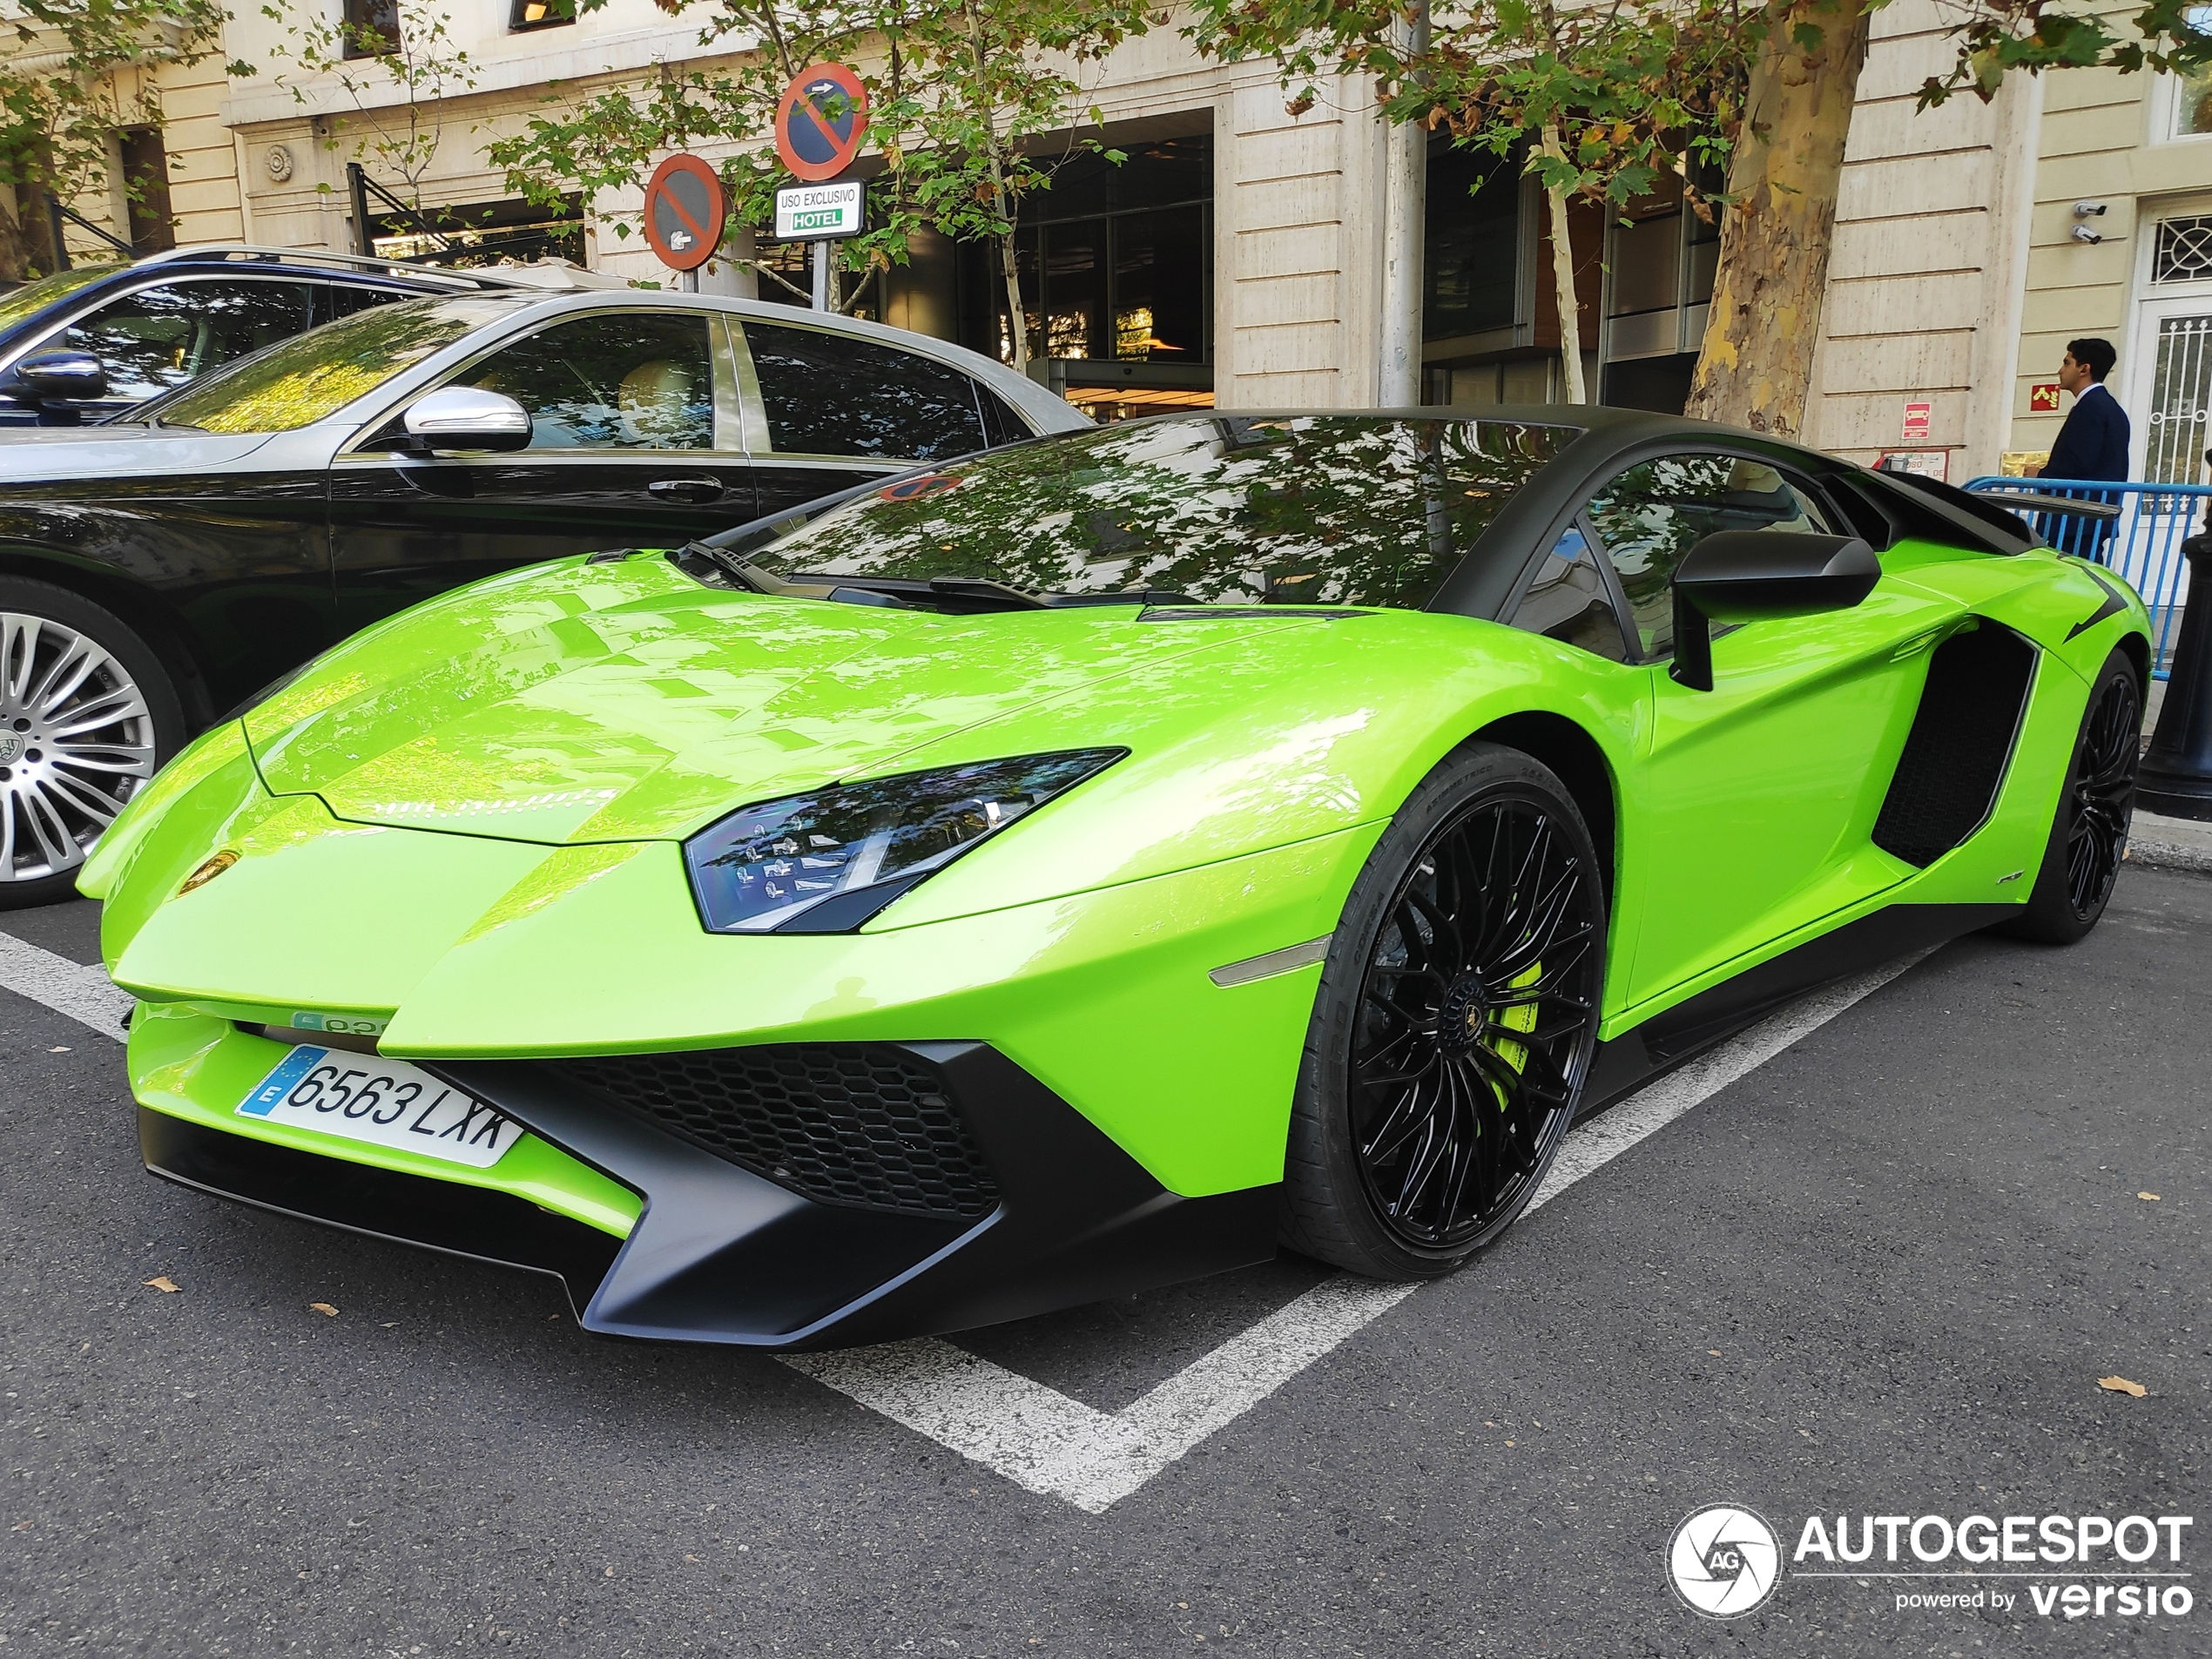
[776,63,869,184]
[644,153,726,272]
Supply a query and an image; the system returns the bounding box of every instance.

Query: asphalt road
[3,869,2205,1656]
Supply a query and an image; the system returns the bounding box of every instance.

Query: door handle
[647,476,725,503]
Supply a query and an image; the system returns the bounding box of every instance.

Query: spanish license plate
[235,1046,521,1170]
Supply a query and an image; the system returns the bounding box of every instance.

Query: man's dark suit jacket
[2045,382,2131,482]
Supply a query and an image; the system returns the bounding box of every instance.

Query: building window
[362,193,586,266]
[340,0,403,57]
[509,0,575,30]
[2154,215,2212,283]
[950,133,1214,417]
[118,126,175,255]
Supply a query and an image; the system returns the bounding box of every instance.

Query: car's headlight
[684,749,1126,934]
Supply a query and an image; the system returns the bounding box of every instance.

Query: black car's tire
[0,577,184,909]
[1998,648,2141,947]
[1282,742,1608,1279]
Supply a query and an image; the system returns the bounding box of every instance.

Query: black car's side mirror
[1669,530,1881,691]
[0,348,109,405]
[395,385,533,454]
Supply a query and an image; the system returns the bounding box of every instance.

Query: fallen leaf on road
[143,1276,179,1293]
[47,1046,70,1054]
[308,1303,339,1317]
[2138,1191,2160,1201]
[2098,1376,2148,1398]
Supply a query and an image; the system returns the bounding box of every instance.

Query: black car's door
[735,318,1009,518]
[327,307,759,634]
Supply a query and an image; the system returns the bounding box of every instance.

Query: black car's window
[144,294,521,433]
[1584,454,1836,658]
[312,283,410,325]
[64,279,312,401]
[978,385,1030,448]
[1508,521,1629,662]
[742,414,1574,608]
[450,311,714,450]
[744,320,987,459]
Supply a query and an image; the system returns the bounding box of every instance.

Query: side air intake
[1872,621,2038,867]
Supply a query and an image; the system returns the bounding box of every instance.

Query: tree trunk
[1683,0,1871,435]
[996,219,1029,374]
[1538,125,1586,405]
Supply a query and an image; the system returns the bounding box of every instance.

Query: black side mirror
[1,348,109,405]
[1669,530,1880,691]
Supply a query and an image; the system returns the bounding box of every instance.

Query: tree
[1679,0,1866,435]
[489,0,1153,368]
[1683,0,2212,434]
[253,0,480,228]
[0,0,226,280]
[1187,0,1749,405]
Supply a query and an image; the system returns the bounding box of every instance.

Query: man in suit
[2040,337,2129,558]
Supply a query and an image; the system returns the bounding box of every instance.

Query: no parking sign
[775,63,869,184]
[643,153,726,273]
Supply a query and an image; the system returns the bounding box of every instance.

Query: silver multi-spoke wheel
[1,610,159,886]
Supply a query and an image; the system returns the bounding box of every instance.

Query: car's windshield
[0,265,124,336]
[133,293,523,433]
[738,414,1575,609]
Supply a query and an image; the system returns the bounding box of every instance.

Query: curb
[2125,840,2212,876]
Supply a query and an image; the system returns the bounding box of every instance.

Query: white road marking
[2,918,1936,1510]
[786,948,1938,1513]
[0,928,132,1039]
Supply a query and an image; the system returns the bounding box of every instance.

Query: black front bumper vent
[545,1043,1000,1218]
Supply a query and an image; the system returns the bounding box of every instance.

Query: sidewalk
[2129,808,2212,874]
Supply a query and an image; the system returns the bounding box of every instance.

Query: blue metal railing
[1963,475,2208,679]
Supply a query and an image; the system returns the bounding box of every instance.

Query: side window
[450,311,713,450]
[744,320,987,460]
[1583,454,1836,658]
[978,385,1031,448]
[63,279,313,401]
[1508,522,1630,663]
[313,283,409,325]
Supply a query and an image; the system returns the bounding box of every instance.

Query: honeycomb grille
[548,1044,998,1217]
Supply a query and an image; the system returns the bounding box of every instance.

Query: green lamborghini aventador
[79,408,2149,1347]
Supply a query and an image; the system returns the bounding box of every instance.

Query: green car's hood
[244,558,1298,845]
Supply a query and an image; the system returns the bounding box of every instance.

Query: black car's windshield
[132,294,523,433]
[735,414,1575,609]
[0,265,123,336]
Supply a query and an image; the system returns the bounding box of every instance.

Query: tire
[1281,742,1608,1279]
[0,577,185,909]
[1998,648,2141,946]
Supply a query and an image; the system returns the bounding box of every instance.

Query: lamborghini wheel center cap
[1436,977,1487,1055]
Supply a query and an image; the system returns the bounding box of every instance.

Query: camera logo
[1669,1504,1782,1618]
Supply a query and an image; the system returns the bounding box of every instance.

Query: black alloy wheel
[2063,668,2140,915]
[1283,744,1606,1278]
[2001,649,2141,945]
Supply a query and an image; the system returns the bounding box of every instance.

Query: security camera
[2072,224,2105,245]
[2074,201,2108,219]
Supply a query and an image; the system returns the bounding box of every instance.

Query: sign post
[643,154,727,292]
[773,63,869,311]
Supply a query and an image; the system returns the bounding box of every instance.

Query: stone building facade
[31,0,2212,483]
